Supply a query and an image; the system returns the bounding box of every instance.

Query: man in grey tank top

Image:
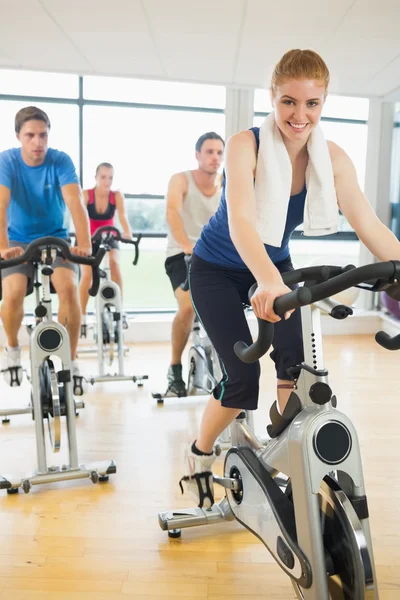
[165,132,224,395]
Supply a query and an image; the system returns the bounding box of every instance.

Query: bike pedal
[73,375,88,396]
[3,366,23,387]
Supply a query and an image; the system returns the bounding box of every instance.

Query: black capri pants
[189,253,304,411]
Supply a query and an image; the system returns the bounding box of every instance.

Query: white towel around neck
[254,111,339,248]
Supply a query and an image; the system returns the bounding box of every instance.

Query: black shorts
[165,252,187,292]
[189,253,304,411]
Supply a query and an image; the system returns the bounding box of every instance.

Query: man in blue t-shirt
[0,106,91,385]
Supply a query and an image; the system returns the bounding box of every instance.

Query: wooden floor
[0,335,398,599]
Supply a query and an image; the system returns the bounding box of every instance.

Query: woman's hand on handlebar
[121,231,132,240]
[70,245,92,258]
[251,281,294,323]
[0,246,24,260]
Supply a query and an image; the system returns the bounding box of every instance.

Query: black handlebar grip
[273,286,313,316]
[93,245,107,267]
[234,319,274,364]
[132,234,142,266]
[282,265,330,286]
[235,287,312,363]
[88,245,107,296]
[89,266,101,297]
[375,330,400,351]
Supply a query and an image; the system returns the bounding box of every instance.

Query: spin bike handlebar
[91,225,142,266]
[181,254,192,292]
[235,260,400,363]
[0,236,106,298]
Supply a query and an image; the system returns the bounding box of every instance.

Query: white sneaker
[71,359,80,378]
[2,346,21,370]
[179,442,217,508]
[2,346,23,386]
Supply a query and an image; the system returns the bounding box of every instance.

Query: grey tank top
[166,170,221,258]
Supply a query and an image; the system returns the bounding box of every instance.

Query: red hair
[271,49,330,91]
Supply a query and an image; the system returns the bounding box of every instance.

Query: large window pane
[319,121,367,190]
[0,100,79,170]
[322,95,369,121]
[290,239,360,268]
[84,76,226,109]
[390,118,400,238]
[83,106,225,194]
[115,198,166,234]
[254,89,273,113]
[290,237,360,268]
[0,69,79,98]
[83,238,175,312]
[291,239,361,305]
[119,238,361,311]
[122,238,174,310]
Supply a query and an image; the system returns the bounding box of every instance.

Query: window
[290,239,360,269]
[83,105,225,194]
[322,95,369,121]
[319,120,367,190]
[0,70,227,313]
[0,100,79,171]
[122,238,175,310]
[390,116,400,238]
[118,198,166,234]
[0,66,371,313]
[84,76,226,109]
[254,89,273,113]
[84,238,175,312]
[0,69,79,99]
[290,238,361,305]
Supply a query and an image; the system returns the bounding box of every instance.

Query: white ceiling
[0,0,400,99]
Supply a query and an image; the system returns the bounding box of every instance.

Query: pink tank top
[87,188,116,236]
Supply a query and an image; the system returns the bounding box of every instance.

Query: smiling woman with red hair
[178,48,400,509]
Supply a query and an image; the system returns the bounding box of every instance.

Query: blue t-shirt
[0,147,79,243]
[195,127,306,269]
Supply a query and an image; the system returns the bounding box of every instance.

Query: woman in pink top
[80,162,132,322]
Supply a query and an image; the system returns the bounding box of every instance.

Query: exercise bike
[80,225,148,387]
[0,237,116,494]
[158,260,400,599]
